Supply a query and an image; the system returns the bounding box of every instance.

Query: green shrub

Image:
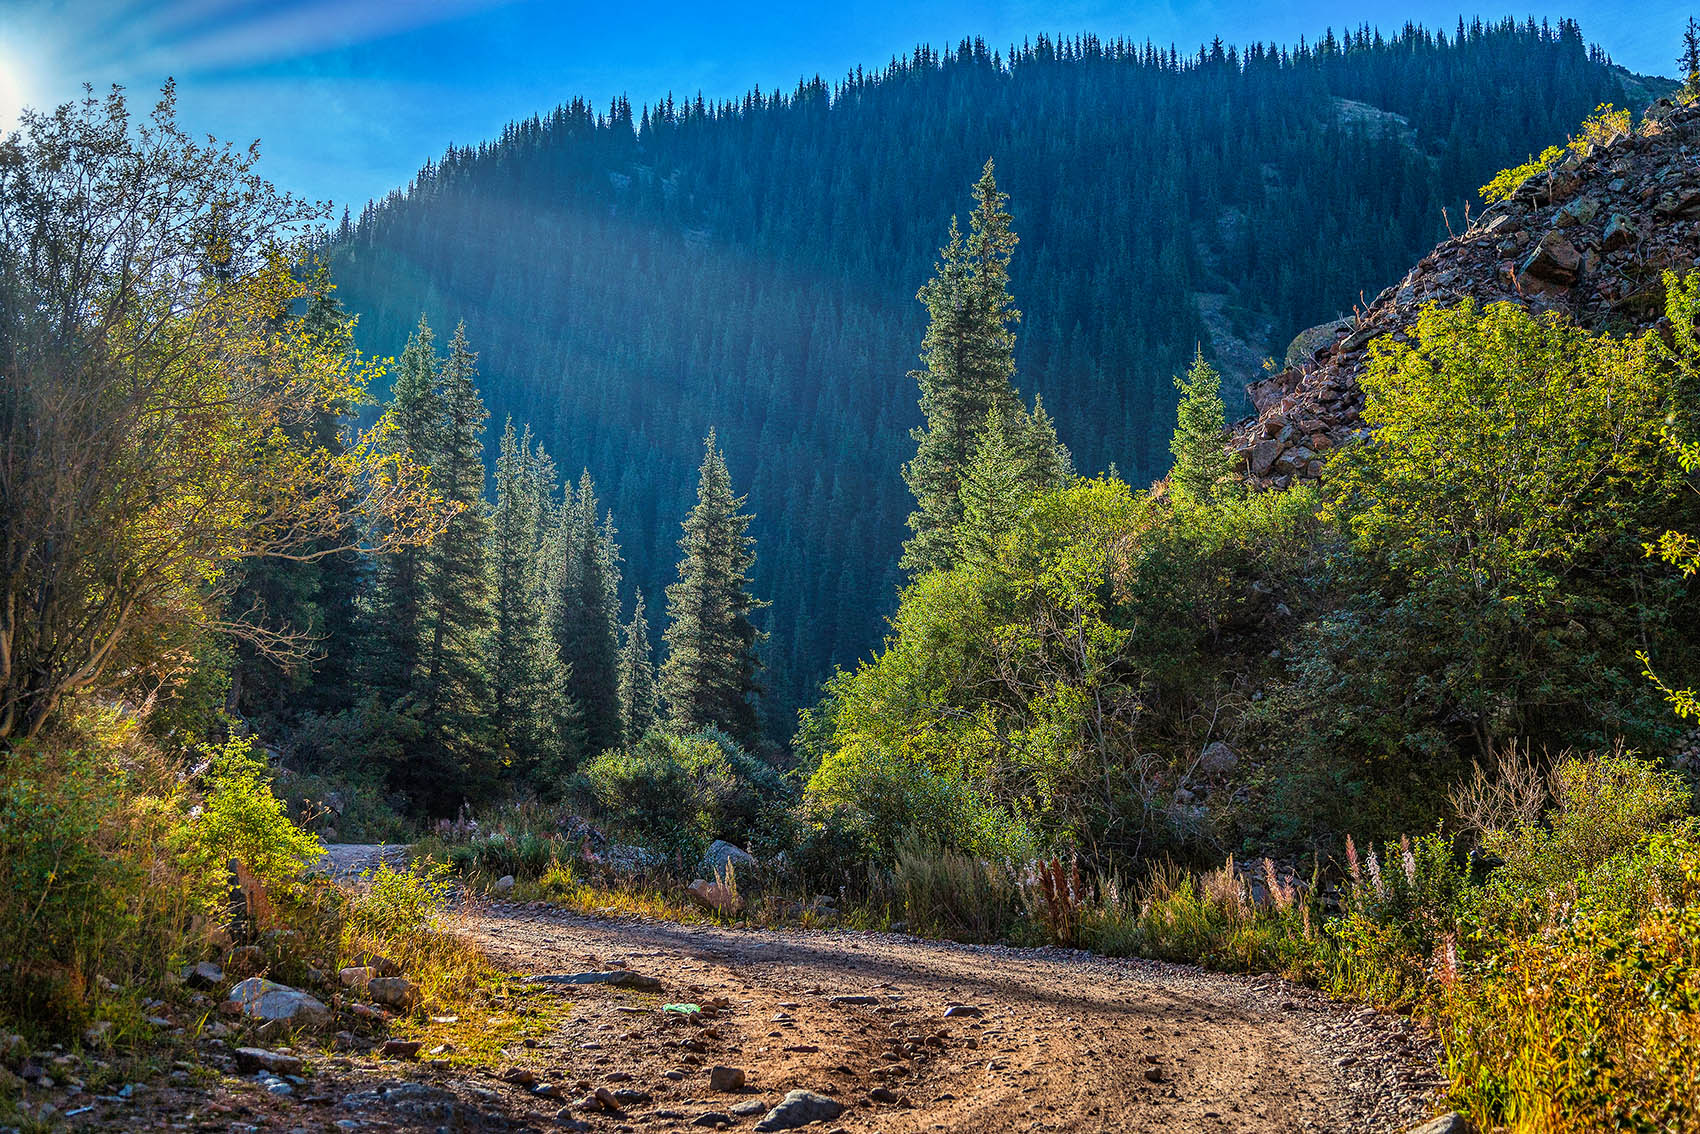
[0,742,151,1029]
[1441,837,1700,1132]
[805,739,1037,864]
[575,728,790,859]
[180,738,323,916]
[451,829,553,880]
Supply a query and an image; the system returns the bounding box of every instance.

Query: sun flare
[0,45,32,128]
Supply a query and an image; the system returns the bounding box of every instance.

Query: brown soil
[442,899,1444,1133]
[54,858,1446,1133]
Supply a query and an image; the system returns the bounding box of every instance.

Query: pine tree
[544,470,623,757]
[956,408,1029,565]
[487,417,559,781]
[902,158,1023,575]
[661,431,767,749]
[364,315,442,702]
[955,397,1074,564]
[1010,394,1075,490]
[617,590,659,744]
[1682,18,1700,95]
[417,322,496,796]
[1168,349,1239,504]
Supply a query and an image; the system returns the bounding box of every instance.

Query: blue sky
[0,1,1690,211]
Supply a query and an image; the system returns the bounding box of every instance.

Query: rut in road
[462,899,1444,1134]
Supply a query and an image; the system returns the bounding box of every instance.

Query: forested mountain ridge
[328,18,1662,732]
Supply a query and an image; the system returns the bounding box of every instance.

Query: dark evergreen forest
[329,18,1652,734]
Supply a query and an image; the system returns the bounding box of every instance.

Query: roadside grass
[415,746,1700,1134]
[383,979,579,1069]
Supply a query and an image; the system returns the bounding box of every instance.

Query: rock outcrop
[1233,98,1700,489]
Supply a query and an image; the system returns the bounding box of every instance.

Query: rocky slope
[1233,97,1700,487]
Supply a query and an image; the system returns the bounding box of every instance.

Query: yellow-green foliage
[1479,104,1631,203]
[1479,145,1565,204]
[180,737,323,916]
[1641,272,1700,722]
[0,733,178,1028]
[1436,752,1700,1132]
[342,860,489,1013]
[0,720,332,1034]
[1319,291,1691,754]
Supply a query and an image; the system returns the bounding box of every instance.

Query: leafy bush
[0,722,333,1036]
[181,738,324,917]
[575,728,791,859]
[0,740,160,1029]
[1478,104,1631,202]
[1442,830,1700,1132]
[1487,746,1690,893]
[806,740,1037,864]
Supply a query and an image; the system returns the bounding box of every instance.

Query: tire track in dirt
[461,900,1445,1133]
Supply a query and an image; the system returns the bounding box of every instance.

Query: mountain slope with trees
[328,19,1662,727]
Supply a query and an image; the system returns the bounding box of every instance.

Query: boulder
[493,874,516,895]
[1283,318,1354,368]
[366,976,422,1011]
[1248,439,1282,477]
[708,1065,746,1091]
[1517,231,1580,292]
[338,965,376,991]
[1553,194,1599,227]
[600,844,663,872]
[1655,186,1700,217]
[184,961,225,989]
[349,951,401,977]
[1405,1115,1476,1134]
[754,1090,844,1132]
[1199,741,1239,776]
[699,841,757,879]
[686,879,743,914]
[1601,212,1637,251]
[226,978,330,1029]
[234,1047,303,1075]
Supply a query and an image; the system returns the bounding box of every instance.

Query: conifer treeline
[328,18,1652,727]
[234,311,767,808]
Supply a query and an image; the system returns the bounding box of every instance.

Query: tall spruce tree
[661,431,767,749]
[1011,394,1074,490]
[416,322,496,797]
[487,418,560,781]
[901,159,1023,575]
[617,590,659,744]
[1168,349,1239,504]
[544,470,624,757]
[364,315,442,703]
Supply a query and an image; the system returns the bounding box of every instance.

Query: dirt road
[81,852,1441,1132]
[456,898,1445,1134]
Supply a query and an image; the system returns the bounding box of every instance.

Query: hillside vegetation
[330,18,1655,722]
[1,24,1698,1134]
